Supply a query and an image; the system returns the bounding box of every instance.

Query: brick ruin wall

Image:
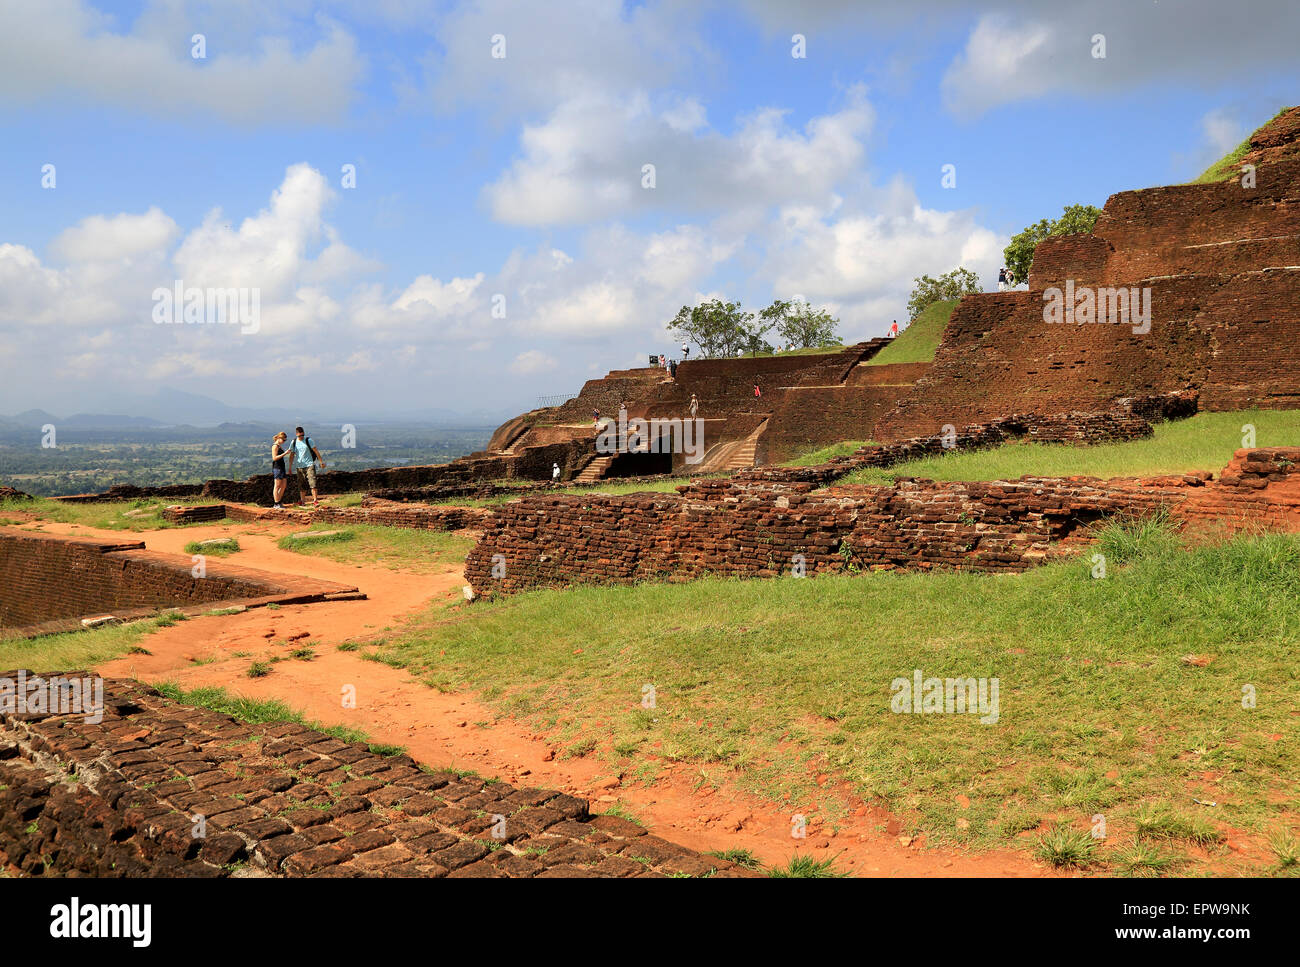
[0,676,750,878]
[161,498,495,532]
[0,531,354,638]
[464,448,1300,595]
[51,437,599,508]
[876,122,1300,441]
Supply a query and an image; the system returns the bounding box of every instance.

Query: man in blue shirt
[288,426,326,506]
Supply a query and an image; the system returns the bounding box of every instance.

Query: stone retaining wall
[0,531,356,638]
[465,449,1300,595]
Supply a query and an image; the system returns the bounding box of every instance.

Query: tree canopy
[759,300,842,350]
[668,298,841,357]
[906,267,980,321]
[1003,203,1103,285]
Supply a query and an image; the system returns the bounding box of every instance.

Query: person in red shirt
[889,319,900,338]
[753,384,761,398]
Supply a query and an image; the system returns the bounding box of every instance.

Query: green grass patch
[768,853,850,878]
[0,617,164,672]
[183,537,240,557]
[370,524,1300,869]
[0,496,226,532]
[839,409,1300,486]
[152,682,404,756]
[276,525,474,573]
[783,441,873,467]
[1189,107,1291,184]
[865,299,957,366]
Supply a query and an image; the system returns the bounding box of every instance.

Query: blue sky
[1,0,1297,421]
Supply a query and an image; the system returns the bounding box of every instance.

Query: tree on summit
[759,300,842,350]
[1003,203,1103,285]
[906,267,980,321]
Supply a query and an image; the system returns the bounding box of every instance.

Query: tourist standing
[753,384,762,399]
[889,319,900,338]
[289,426,326,506]
[689,394,699,418]
[681,342,690,359]
[552,462,561,485]
[270,432,290,509]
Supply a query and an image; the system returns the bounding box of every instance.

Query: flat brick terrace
[161,497,493,531]
[0,675,749,878]
[0,530,360,639]
[465,448,1300,595]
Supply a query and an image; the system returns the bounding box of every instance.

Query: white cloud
[941,0,1300,116]
[485,85,874,226]
[0,0,363,125]
[50,208,179,263]
[509,350,557,374]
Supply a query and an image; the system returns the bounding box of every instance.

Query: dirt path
[30,515,1058,876]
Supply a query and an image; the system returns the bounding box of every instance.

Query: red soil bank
[0,529,358,638]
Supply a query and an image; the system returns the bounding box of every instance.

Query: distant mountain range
[0,388,516,429]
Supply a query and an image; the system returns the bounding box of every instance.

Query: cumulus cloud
[485,85,874,225]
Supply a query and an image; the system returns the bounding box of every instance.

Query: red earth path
[22,513,1056,877]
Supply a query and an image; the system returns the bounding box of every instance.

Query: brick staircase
[574,454,615,484]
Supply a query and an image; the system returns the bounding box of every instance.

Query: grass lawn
[839,410,1300,486]
[783,440,873,467]
[0,616,172,672]
[0,496,226,532]
[276,524,475,572]
[864,299,957,366]
[374,521,1300,874]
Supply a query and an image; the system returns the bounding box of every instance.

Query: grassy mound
[839,409,1300,486]
[1189,106,1291,184]
[865,299,957,366]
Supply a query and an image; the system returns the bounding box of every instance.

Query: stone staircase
[573,454,615,484]
[695,418,768,473]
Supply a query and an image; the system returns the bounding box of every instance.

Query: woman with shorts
[271,432,290,509]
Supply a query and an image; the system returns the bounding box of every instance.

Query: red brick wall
[464,449,1300,595]
[0,531,282,631]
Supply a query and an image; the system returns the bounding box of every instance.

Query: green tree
[906,267,981,321]
[759,300,842,350]
[1003,203,1103,285]
[667,299,754,358]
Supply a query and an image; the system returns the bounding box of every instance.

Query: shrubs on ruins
[1003,204,1103,285]
[668,298,840,357]
[906,267,980,321]
[759,300,842,350]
